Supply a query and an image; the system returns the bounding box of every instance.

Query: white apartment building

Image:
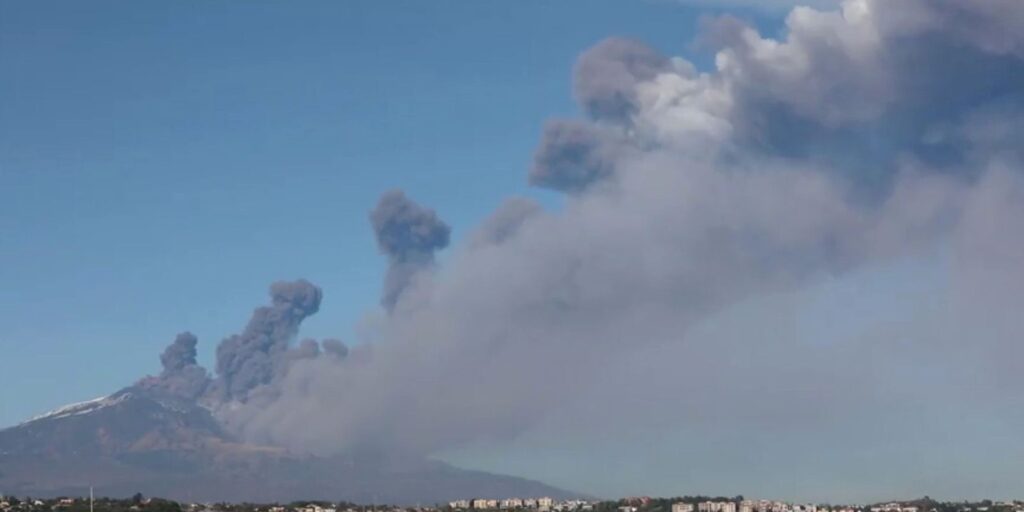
[673,504,695,512]
[699,502,736,512]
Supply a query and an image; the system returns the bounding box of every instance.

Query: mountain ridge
[0,387,577,504]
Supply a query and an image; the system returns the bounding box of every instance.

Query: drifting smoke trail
[137,0,1024,495]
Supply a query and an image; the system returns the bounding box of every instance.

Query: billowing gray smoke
[321,338,348,359]
[572,37,670,122]
[134,0,1024,498]
[370,190,451,311]
[228,0,1023,464]
[530,120,627,193]
[472,197,543,247]
[140,280,351,410]
[160,331,199,372]
[212,279,323,401]
[138,332,210,401]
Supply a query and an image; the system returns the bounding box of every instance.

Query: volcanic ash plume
[131,0,1024,493]
[137,331,211,401]
[370,190,451,311]
[210,279,324,402]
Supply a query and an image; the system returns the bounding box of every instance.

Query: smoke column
[130,0,1024,497]
[369,190,451,311]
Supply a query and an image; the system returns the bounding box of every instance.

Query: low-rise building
[700,502,736,512]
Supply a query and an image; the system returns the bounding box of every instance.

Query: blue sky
[0,0,782,431]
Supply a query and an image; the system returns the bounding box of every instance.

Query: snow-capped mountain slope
[0,386,229,459]
[21,394,129,425]
[0,386,577,503]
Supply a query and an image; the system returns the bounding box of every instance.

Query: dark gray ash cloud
[160,331,199,372]
[573,37,670,122]
[370,190,451,311]
[213,279,323,401]
[137,332,211,401]
[136,281,349,409]
[530,119,627,193]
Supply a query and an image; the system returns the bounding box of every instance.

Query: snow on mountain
[19,394,132,425]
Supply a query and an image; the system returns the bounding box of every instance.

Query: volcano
[0,385,574,503]
[0,281,578,503]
